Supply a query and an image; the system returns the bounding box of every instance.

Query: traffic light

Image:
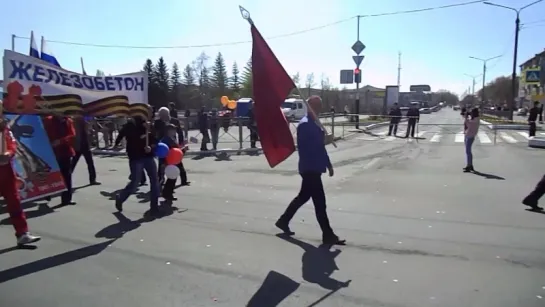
[354,68,361,84]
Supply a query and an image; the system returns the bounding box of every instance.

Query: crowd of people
[1,97,543,247]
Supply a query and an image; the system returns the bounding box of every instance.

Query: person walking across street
[154,106,187,186]
[114,116,160,215]
[528,101,540,137]
[198,106,210,151]
[116,118,147,186]
[0,108,41,246]
[275,95,345,246]
[463,108,480,173]
[523,174,545,211]
[161,124,189,200]
[71,117,99,185]
[43,114,77,205]
[387,103,402,136]
[209,108,221,150]
[405,103,420,138]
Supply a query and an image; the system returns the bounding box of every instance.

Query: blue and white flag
[40,36,61,67]
[29,31,39,58]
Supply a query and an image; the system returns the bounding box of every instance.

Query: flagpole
[11,34,15,51]
[239,6,337,148]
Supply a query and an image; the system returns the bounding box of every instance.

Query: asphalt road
[1,109,544,306]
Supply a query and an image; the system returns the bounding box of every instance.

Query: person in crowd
[539,103,543,123]
[247,103,258,149]
[115,116,160,215]
[209,108,221,150]
[528,101,540,137]
[0,106,41,245]
[463,108,480,173]
[43,113,76,205]
[169,102,178,119]
[198,106,210,151]
[115,118,147,187]
[523,174,545,211]
[387,103,402,136]
[154,106,186,186]
[275,95,345,246]
[161,124,189,200]
[405,103,420,138]
[71,116,99,185]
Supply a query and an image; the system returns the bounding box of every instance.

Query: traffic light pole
[355,16,361,129]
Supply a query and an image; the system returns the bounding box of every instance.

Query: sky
[1,0,544,96]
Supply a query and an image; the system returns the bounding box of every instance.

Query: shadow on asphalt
[246,270,300,307]
[525,208,545,215]
[275,234,351,291]
[472,171,505,180]
[0,239,115,284]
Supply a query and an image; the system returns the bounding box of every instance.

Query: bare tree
[305,73,315,97]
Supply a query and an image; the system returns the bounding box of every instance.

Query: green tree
[143,59,159,107]
[193,52,211,105]
[292,72,300,87]
[170,62,181,107]
[211,52,228,97]
[96,69,105,77]
[182,64,195,86]
[240,58,252,97]
[230,62,241,95]
[155,57,170,107]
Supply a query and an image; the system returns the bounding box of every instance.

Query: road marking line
[430,133,441,142]
[362,157,381,170]
[517,131,530,139]
[477,132,492,144]
[416,131,426,138]
[384,136,396,141]
[376,131,388,136]
[540,132,545,136]
[454,132,465,143]
[499,132,517,143]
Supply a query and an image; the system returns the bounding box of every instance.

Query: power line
[13,0,486,50]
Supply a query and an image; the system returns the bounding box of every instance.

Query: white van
[281,98,308,120]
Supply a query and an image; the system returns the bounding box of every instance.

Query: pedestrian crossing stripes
[357,129,545,145]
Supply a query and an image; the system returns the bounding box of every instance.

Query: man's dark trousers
[278,172,334,237]
[71,147,97,183]
[529,122,537,137]
[58,156,73,204]
[524,174,545,203]
[405,120,417,138]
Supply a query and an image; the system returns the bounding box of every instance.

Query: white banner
[2,50,149,117]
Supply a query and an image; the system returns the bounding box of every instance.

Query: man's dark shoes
[181,181,191,186]
[323,234,346,245]
[463,165,474,173]
[90,181,101,186]
[275,220,294,235]
[162,194,178,201]
[523,197,543,211]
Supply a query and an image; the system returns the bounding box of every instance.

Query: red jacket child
[0,122,41,245]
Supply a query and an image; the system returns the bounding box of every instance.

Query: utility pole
[11,34,15,51]
[469,55,502,106]
[483,0,544,119]
[397,52,402,89]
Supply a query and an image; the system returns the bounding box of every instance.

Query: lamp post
[483,0,544,120]
[468,55,502,106]
[464,73,482,106]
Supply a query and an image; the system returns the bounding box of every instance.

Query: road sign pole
[355,17,360,129]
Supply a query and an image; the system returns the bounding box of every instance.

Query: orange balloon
[220,96,229,106]
[165,148,183,165]
[227,100,237,109]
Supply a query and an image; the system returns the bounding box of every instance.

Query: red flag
[251,24,296,168]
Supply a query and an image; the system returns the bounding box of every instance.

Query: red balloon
[165,148,183,165]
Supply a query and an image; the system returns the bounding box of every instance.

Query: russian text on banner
[3,50,149,118]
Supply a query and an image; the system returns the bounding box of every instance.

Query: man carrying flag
[242,9,344,245]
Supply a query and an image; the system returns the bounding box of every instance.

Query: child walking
[161,124,188,201]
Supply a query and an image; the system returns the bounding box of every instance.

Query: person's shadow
[95,212,151,239]
[276,234,350,291]
[471,170,505,180]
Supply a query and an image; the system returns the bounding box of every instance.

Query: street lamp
[464,73,482,95]
[468,55,502,106]
[483,0,544,120]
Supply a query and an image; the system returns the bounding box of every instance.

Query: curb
[480,119,543,131]
[528,137,545,149]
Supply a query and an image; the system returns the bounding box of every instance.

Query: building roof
[519,49,545,68]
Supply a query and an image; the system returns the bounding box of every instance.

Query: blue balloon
[155,143,169,158]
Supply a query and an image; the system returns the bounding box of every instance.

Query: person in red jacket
[42,114,76,205]
[0,112,41,245]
